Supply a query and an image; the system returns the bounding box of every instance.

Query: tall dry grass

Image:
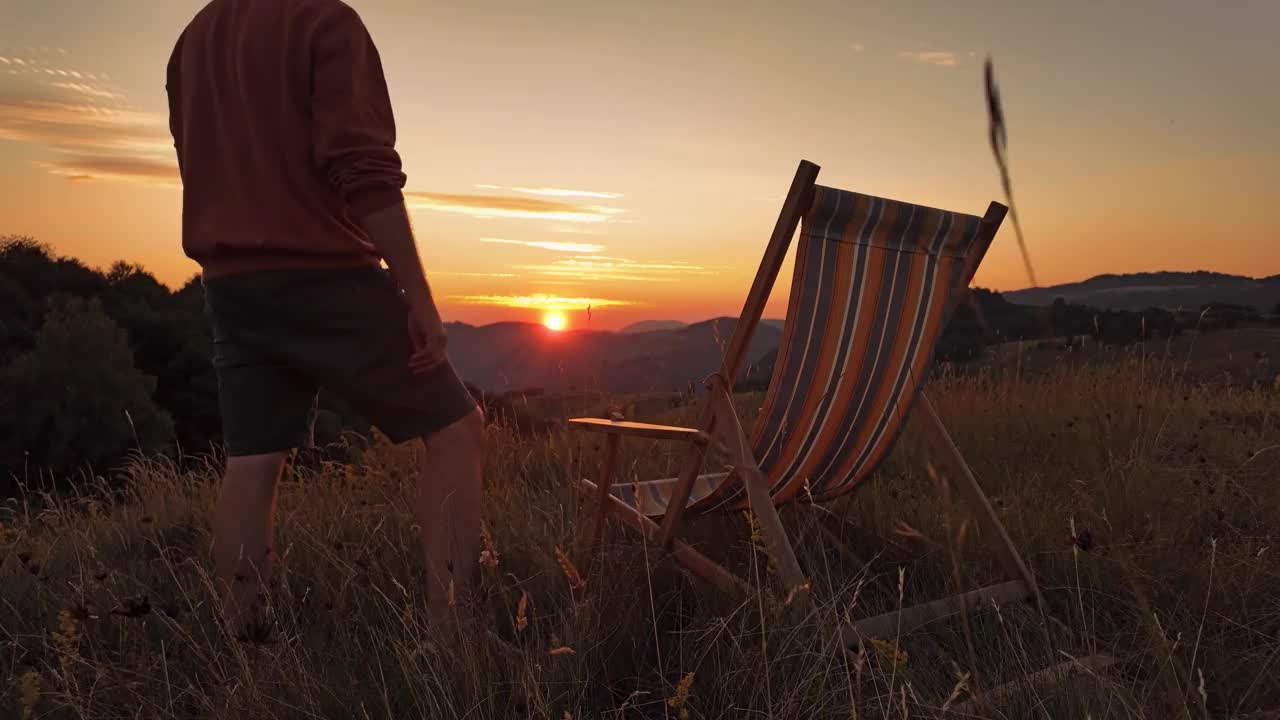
[3,347,1278,718]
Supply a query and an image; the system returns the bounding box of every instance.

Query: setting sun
[543,311,567,331]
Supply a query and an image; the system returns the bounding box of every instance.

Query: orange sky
[1,0,1277,329]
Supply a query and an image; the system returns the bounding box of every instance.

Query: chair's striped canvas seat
[613,185,994,518]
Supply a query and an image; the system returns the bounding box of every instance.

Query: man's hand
[356,202,450,374]
[408,304,448,374]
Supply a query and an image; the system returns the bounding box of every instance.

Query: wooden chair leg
[917,392,1046,617]
[575,478,747,594]
[657,160,820,549]
[580,433,621,574]
[842,580,1029,644]
[740,466,808,594]
[706,385,807,594]
[948,654,1116,715]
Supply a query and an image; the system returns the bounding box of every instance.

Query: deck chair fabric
[611,185,993,518]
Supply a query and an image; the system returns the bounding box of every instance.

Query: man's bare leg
[212,452,288,633]
[416,408,485,621]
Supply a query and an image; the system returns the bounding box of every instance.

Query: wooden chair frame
[570,159,1047,641]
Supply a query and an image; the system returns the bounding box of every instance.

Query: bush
[0,296,173,485]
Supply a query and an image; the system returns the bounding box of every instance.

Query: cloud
[520,257,715,283]
[406,192,624,223]
[448,294,634,311]
[474,183,624,200]
[37,155,179,185]
[511,186,623,199]
[850,43,865,52]
[0,53,176,186]
[547,224,604,235]
[433,271,521,278]
[480,237,606,253]
[49,82,122,100]
[0,99,169,151]
[899,50,959,67]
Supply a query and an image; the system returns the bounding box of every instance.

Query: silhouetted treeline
[2,235,1274,490]
[0,236,376,493]
[745,288,1272,389]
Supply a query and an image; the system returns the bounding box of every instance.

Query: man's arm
[310,3,444,366]
[359,200,439,323]
[310,3,414,258]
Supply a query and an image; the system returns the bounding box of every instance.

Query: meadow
[3,331,1279,719]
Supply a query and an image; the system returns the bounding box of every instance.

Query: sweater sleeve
[165,32,185,180]
[310,4,407,219]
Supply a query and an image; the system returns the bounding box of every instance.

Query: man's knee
[224,452,289,485]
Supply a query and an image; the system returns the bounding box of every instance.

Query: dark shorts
[203,266,477,457]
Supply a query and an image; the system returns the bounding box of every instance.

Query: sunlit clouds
[49,82,123,100]
[899,50,959,67]
[0,100,170,152]
[449,293,634,311]
[520,257,716,283]
[405,191,625,223]
[480,237,606,253]
[38,155,179,185]
[0,49,176,185]
[433,271,521,278]
[475,184,624,200]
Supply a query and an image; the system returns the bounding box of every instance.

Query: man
[165,0,483,630]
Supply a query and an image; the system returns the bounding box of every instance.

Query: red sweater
[166,0,406,278]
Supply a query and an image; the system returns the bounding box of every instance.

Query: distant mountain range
[619,320,687,334]
[620,319,786,334]
[1004,271,1280,312]
[445,317,782,394]
[448,272,1280,394]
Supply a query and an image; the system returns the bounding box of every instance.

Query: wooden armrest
[568,417,708,444]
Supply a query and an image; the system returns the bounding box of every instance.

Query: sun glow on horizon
[543,311,567,331]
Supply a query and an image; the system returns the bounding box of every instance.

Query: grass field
[3,332,1279,719]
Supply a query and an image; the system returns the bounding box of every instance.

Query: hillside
[1005,271,1280,311]
[619,320,687,334]
[445,317,783,394]
[5,353,1279,718]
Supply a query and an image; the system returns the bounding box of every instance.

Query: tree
[0,236,109,366]
[103,268,220,451]
[0,296,173,485]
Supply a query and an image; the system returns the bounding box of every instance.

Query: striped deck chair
[570,160,1045,639]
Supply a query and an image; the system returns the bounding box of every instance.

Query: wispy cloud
[512,186,623,199]
[475,183,624,200]
[547,224,603,235]
[448,294,634,311]
[406,192,625,223]
[37,156,179,185]
[0,50,176,185]
[520,257,715,283]
[850,43,865,52]
[480,237,606,253]
[899,50,959,67]
[0,99,169,152]
[433,270,520,278]
[49,82,122,100]
[1,53,108,83]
